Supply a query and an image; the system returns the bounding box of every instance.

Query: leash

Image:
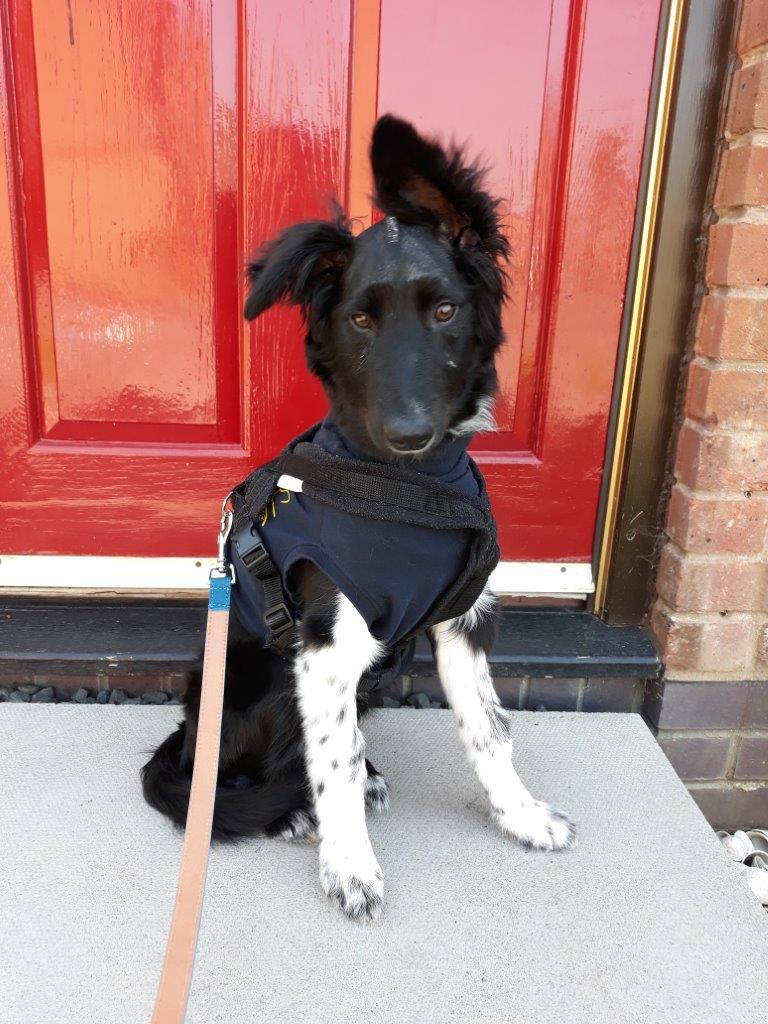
[151,504,233,1024]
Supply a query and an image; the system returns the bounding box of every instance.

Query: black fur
[461,602,499,656]
[142,115,506,843]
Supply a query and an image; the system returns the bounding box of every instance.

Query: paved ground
[1,706,767,1024]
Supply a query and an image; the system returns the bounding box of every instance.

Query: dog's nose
[383,419,436,454]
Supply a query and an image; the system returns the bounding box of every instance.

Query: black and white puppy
[143,116,576,921]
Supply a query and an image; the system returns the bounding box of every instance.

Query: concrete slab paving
[1,706,767,1024]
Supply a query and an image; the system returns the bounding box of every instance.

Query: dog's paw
[493,800,577,852]
[319,841,384,921]
[277,808,319,843]
[364,772,389,813]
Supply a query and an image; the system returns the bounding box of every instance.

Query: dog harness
[227,417,499,687]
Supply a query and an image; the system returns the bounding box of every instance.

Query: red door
[0,0,662,568]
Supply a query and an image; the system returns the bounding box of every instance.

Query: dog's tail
[141,723,305,841]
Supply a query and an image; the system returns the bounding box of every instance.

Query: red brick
[756,624,768,667]
[99,673,181,695]
[650,605,699,669]
[706,221,768,286]
[675,423,768,493]
[652,605,755,673]
[675,419,768,491]
[31,674,102,694]
[0,670,34,686]
[666,487,767,554]
[685,361,768,429]
[738,0,768,56]
[727,59,768,135]
[715,143,768,207]
[656,545,768,612]
[695,293,768,360]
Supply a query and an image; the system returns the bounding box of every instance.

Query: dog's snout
[382,416,436,455]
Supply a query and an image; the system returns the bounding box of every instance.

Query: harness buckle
[241,541,271,574]
[264,602,293,635]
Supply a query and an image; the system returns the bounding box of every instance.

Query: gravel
[406,692,432,709]
[0,684,181,705]
[0,683,442,710]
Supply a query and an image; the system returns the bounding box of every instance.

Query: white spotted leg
[294,594,385,920]
[430,610,577,851]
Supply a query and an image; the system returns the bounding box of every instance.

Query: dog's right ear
[244,214,353,321]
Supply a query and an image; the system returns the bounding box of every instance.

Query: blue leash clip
[209,500,234,610]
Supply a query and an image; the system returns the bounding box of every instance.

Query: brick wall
[650,0,768,828]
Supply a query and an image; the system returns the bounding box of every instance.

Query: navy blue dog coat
[227,417,499,686]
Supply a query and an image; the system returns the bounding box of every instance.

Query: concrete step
[1,707,766,1023]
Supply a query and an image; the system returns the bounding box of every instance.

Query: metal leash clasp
[211,493,235,582]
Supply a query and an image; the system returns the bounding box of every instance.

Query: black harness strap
[280,448,487,526]
[231,517,296,655]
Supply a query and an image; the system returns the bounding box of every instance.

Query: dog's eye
[434,302,457,323]
[351,312,373,330]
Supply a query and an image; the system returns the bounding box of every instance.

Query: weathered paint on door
[0,0,662,560]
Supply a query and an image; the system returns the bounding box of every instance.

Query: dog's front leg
[295,590,385,920]
[430,590,576,851]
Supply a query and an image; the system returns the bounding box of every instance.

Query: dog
[142,115,576,921]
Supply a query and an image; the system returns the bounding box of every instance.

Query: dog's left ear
[370,115,507,259]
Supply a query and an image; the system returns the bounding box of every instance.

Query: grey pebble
[8,691,30,703]
[381,696,401,708]
[72,688,91,703]
[96,691,109,704]
[142,691,169,705]
[407,692,431,709]
[31,687,55,703]
[0,687,11,702]
[124,697,142,705]
[108,689,127,705]
[17,684,39,695]
[429,701,443,709]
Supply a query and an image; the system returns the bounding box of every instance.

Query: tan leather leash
[151,506,234,1024]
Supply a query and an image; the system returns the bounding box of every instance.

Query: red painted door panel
[0,0,661,562]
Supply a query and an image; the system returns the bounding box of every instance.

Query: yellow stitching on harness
[258,487,291,527]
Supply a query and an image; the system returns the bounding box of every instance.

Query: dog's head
[245,115,508,459]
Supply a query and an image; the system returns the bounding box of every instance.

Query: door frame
[593,0,736,622]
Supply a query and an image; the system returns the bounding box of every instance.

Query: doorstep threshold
[0,602,660,680]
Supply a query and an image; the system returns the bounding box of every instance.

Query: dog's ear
[244,212,353,321]
[370,115,508,259]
